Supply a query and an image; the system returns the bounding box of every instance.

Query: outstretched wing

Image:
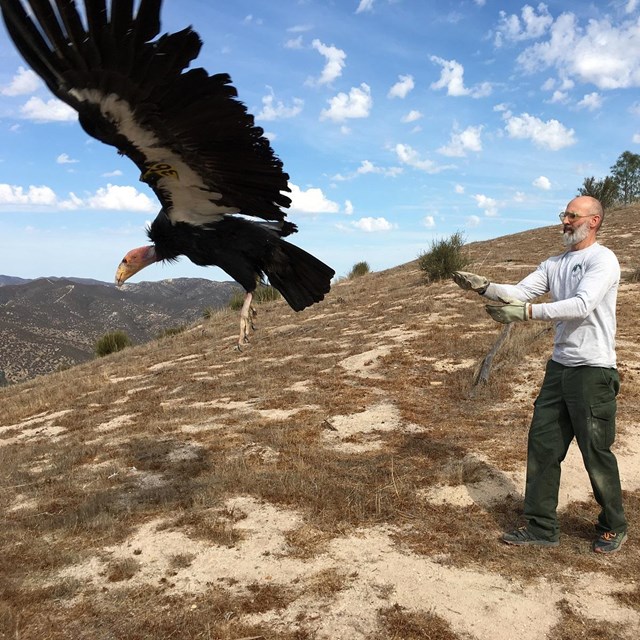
[0,0,292,225]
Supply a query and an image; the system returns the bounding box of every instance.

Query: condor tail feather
[266,241,334,312]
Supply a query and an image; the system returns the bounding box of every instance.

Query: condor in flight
[0,0,335,347]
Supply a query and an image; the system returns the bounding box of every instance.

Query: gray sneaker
[592,531,627,554]
[502,526,559,547]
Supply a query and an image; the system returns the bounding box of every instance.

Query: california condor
[0,0,335,347]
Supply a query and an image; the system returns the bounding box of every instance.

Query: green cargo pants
[524,359,627,542]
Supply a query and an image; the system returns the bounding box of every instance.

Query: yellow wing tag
[141,162,179,182]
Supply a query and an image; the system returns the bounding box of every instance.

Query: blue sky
[1,0,640,283]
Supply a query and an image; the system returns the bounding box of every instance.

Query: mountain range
[0,275,240,384]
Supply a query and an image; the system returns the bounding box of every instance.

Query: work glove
[452,271,489,294]
[485,296,530,324]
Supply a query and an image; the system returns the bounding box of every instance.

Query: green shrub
[229,284,281,310]
[348,261,371,279]
[95,330,132,357]
[418,231,469,283]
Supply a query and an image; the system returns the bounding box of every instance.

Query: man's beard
[562,222,590,247]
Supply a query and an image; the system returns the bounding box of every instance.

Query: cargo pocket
[590,400,616,449]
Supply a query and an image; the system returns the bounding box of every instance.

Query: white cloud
[504,112,576,150]
[321,83,372,122]
[311,39,347,85]
[466,215,481,227]
[438,125,483,157]
[344,200,354,215]
[388,74,415,99]
[0,183,57,206]
[423,215,436,228]
[85,184,156,212]
[549,90,568,104]
[351,216,394,232]
[256,90,303,120]
[56,153,78,164]
[395,143,453,174]
[20,97,77,122]
[332,160,402,182]
[633,133,640,143]
[288,183,340,213]
[475,0,486,6]
[285,36,303,49]
[243,15,263,26]
[629,101,640,116]
[356,0,375,14]
[516,12,640,90]
[356,160,378,175]
[473,194,499,217]
[577,92,603,111]
[287,24,313,33]
[430,56,492,98]
[401,110,422,123]
[533,175,551,190]
[514,191,526,202]
[0,182,155,212]
[102,169,123,178]
[1,66,40,96]
[626,0,638,13]
[495,4,553,46]
[454,184,465,194]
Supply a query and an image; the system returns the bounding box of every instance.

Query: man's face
[562,215,592,247]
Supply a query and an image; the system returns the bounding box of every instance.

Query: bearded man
[453,195,627,553]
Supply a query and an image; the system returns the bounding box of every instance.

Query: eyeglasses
[558,211,597,222]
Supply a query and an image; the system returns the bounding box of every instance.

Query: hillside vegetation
[1,205,639,639]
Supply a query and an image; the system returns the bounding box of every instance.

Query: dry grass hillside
[1,205,640,639]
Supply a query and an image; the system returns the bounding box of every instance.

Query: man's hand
[452,271,489,294]
[485,296,530,324]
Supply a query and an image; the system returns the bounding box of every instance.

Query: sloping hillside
[1,206,639,639]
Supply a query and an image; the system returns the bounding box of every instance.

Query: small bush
[95,330,132,357]
[347,261,371,279]
[202,306,218,319]
[229,284,281,310]
[418,231,469,283]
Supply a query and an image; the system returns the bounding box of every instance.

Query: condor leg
[237,292,257,348]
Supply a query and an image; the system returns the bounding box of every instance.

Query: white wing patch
[69,88,238,225]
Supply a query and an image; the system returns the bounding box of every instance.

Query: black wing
[0,0,292,225]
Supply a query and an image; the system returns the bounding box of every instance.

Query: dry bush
[548,599,627,640]
[304,568,352,598]
[374,603,459,639]
[348,260,371,279]
[106,557,141,582]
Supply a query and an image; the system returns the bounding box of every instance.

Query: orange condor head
[115,246,158,286]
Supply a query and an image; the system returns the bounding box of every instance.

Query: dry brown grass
[2,205,640,639]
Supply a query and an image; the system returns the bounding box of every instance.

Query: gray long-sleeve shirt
[483,242,619,368]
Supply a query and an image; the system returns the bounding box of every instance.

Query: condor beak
[115,246,157,286]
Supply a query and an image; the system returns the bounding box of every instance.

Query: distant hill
[0,276,240,383]
[0,275,33,287]
[0,274,117,287]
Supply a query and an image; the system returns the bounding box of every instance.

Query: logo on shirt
[571,263,583,275]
